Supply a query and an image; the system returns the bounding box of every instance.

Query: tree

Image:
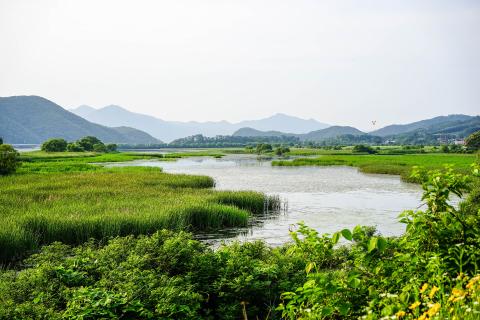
[0,137,3,145]
[67,143,84,152]
[441,145,450,153]
[77,136,103,151]
[465,131,480,151]
[353,144,377,154]
[105,144,117,153]
[41,138,68,152]
[0,144,20,175]
[256,143,273,154]
[93,143,107,153]
[275,146,290,156]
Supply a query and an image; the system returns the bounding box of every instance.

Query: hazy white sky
[1,0,479,130]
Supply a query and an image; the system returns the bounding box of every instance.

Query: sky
[0,0,479,131]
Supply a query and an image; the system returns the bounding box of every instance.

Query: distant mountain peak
[0,96,159,144]
[101,105,129,112]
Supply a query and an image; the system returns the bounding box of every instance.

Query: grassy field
[18,150,225,173]
[272,153,478,182]
[0,152,275,263]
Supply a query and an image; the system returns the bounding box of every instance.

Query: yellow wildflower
[395,310,406,318]
[452,288,465,297]
[427,303,441,317]
[420,283,429,293]
[429,286,439,299]
[409,301,421,310]
[466,275,480,290]
[417,312,428,320]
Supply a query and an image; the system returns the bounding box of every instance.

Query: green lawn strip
[272,153,477,182]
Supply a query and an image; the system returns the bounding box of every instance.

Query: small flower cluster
[392,274,480,319]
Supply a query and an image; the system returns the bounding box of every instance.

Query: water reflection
[106,154,423,246]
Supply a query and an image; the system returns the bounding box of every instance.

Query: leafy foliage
[465,130,480,151]
[353,144,377,154]
[41,138,68,152]
[1,153,479,319]
[0,144,21,175]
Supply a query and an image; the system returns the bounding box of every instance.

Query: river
[106,154,422,246]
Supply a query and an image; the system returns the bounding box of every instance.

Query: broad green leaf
[377,237,387,252]
[368,237,378,252]
[341,229,352,241]
[332,232,340,244]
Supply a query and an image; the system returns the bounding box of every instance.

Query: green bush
[93,143,107,152]
[66,143,84,152]
[41,138,68,152]
[352,144,377,154]
[77,136,102,151]
[106,143,117,152]
[0,144,20,175]
[256,143,273,154]
[465,130,480,151]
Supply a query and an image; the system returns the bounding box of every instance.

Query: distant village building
[453,139,465,145]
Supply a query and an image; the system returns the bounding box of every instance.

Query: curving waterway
[106,154,423,246]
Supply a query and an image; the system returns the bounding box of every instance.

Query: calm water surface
[107,155,422,246]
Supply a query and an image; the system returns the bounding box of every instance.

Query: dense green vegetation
[0,152,277,263]
[466,130,480,151]
[1,164,479,319]
[42,136,118,153]
[169,134,299,148]
[272,153,477,182]
[0,144,21,175]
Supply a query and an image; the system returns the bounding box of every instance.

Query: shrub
[66,143,84,152]
[105,143,117,152]
[256,143,273,154]
[353,144,377,154]
[93,143,107,153]
[77,136,102,151]
[41,138,68,152]
[275,146,290,156]
[465,130,480,151]
[0,144,20,175]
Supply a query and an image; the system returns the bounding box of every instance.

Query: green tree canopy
[0,144,20,175]
[77,136,103,151]
[41,138,68,152]
[352,144,377,154]
[66,143,84,152]
[465,130,480,151]
[105,144,117,152]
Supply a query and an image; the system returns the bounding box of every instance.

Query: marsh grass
[0,161,273,263]
[272,153,477,182]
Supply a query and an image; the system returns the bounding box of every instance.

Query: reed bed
[272,153,477,182]
[0,166,272,263]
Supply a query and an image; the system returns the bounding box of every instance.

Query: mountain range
[233,115,480,144]
[0,96,159,144]
[70,105,330,142]
[1,95,478,145]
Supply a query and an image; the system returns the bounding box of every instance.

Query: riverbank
[272,153,478,182]
[1,152,276,263]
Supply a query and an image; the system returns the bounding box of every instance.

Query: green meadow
[0,152,275,263]
[272,153,477,182]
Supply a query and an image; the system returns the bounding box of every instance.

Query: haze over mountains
[70,105,329,142]
[234,115,480,144]
[0,96,159,144]
[0,95,478,145]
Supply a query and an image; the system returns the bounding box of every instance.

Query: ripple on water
[106,154,422,246]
